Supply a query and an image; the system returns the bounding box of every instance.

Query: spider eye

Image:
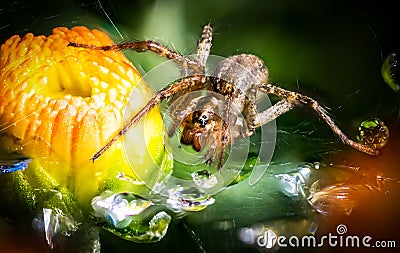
[194,112,209,127]
[198,114,208,127]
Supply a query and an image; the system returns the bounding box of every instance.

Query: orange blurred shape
[0,27,165,204]
[0,26,142,164]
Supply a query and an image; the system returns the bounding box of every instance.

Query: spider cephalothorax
[180,109,225,162]
[69,24,378,170]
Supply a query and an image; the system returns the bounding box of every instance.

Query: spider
[69,24,378,170]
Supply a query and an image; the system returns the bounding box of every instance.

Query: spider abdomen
[209,54,268,136]
[211,54,268,95]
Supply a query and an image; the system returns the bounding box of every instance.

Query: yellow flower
[0,26,169,205]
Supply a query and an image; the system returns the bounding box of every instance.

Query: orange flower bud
[0,27,168,204]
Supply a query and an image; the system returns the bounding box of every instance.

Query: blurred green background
[1,0,399,252]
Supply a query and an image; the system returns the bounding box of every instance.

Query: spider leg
[254,99,295,128]
[215,100,232,170]
[258,84,378,155]
[199,99,231,170]
[168,97,201,137]
[168,85,219,137]
[216,120,230,170]
[237,89,258,138]
[91,75,208,161]
[229,99,293,139]
[203,134,217,165]
[68,40,202,74]
[196,24,213,68]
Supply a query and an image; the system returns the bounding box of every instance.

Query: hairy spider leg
[215,101,232,169]
[196,24,213,68]
[258,84,379,155]
[254,99,295,128]
[167,94,210,138]
[68,40,201,74]
[240,90,258,137]
[167,24,213,104]
[207,76,245,170]
[91,75,208,161]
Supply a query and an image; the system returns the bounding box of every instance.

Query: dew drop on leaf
[166,186,215,212]
[381,53,400,92]
[191,170,218,189]
[356,118,389,149]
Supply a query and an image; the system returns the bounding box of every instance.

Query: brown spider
[69,24,378,169]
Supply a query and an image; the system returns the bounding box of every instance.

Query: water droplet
[32,207,78,249]
[274,165,311,197]
[166,186,215,212]
[191,170,218,188]
[116,172,145,185]
[356,118,389,149]
[43,208,59,249]
[147,211,171,239]
[382,52,400,92]
[91,191,153,228]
